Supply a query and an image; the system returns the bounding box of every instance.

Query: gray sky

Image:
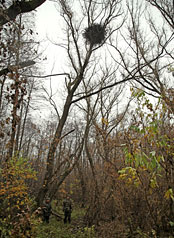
[35,1,66,75]
[33,0,164,119]
[34,1,68,118]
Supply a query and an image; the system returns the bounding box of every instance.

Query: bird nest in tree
[83,24,107,46]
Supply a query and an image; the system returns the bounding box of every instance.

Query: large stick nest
[83,24,107,46]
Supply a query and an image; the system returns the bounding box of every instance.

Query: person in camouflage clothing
[42,198,52,223]
[63,196,72,224]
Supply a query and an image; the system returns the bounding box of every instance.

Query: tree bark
[19,80,34,152]
[0,0,46,26]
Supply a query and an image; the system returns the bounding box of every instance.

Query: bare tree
[146,0,174,29]
[108,0,174,113]
[36,0,123,205]
[0,9,40,161]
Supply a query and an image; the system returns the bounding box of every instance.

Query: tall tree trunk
[0,76,6,114]
[19,81,34,152]
[36,49,93,205]
[7,76,20,159]
[76,161,87,208]
[14,96,23,153]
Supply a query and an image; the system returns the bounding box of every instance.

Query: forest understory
[0,0,174,237]
[36,204,174,238]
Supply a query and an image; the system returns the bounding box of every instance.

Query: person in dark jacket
[42,198,52,223]
[63,196,72,224]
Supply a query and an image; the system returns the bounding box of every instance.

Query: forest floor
[35,206,174,238]
[36,206,95,238]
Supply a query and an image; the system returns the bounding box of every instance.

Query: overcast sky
[35,1,66,75]
[34,1,68,118]
[33,0,161,119]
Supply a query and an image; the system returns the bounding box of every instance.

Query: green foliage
[120,93,173,189]
[165,188,174,201]
[118,166,140,187]
[118,93,174,235]
[0,156,39,237]
[36,205,96,238]
[83,225,95,238]
[36,218,96,238]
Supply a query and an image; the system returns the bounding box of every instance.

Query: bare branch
[0,60,35,76]
[0,0,46,26]
[21,73,71,78]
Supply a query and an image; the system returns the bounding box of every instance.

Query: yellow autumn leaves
[0,156,36,200]
[0,156,38,237]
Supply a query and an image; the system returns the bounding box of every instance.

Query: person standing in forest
[63,196,72,224]
[42,198,52,223]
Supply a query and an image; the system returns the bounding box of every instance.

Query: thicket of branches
[0,0,174,237]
